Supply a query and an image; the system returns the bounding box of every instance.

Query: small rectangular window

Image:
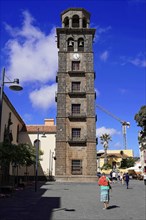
[72,82,80,92]
[72,104,80,114]
[71,160,82,175]
[72,128,81,138]
[72,61,80,71]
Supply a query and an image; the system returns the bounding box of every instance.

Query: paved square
[0,180,145,220]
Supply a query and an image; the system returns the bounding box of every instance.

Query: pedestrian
[120,172,124,184]
[98,172,112,210]
[144,174,146,185]
[112,171,117,183]
[117,171,120,181]
[125,172,130,189]
[110,170,113,181]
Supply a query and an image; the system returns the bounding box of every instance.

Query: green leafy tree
[101,163,112,170]
[134,105,146,145]
[100,133,112,164]
[134,105,146,128]
[0,142,43,185]
[120,157,135,168]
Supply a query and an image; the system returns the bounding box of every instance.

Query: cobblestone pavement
[0,180,145,220]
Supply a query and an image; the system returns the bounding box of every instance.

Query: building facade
[55,8,97,181]
[139,144,146,174]
[97,149,134,173]
[19,119,56,180]
[0,93,25,144]
[0,92,56,182]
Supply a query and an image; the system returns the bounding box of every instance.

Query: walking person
[119,172,123,184]
[125,172,130,189]
[112,170,117,183]
[110,170,113,181]
[98,172,112,210]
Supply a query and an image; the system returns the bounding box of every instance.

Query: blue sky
[0,0,145,157]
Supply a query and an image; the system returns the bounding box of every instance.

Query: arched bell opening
[72,15,79,28]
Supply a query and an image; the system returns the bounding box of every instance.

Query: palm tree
[100,133,112,164]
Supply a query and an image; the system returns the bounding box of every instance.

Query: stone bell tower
[55,8,97,182]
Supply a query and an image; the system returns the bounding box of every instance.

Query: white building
[19,119,56,180]
[139,144,146,174]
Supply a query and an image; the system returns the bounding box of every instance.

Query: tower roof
[61,7,90,18]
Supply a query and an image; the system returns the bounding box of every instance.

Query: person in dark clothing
[110,171,113,181]
[125,173,130,189]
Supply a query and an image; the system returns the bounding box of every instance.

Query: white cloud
[29,83,57,110]
[95,88,100,97]
[94,25,111,43]
[97,26,112,35]
[96,126,120,137]
[129,58,146,67]
[100,51,109,62]
[4,10,58,84]
[3,10,58,112]
[120,54,146,68]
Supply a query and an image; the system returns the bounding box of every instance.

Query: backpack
[98,176,108,186]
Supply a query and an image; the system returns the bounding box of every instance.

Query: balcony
[68,90,86,97]
[68,113,86,121]
[68,70,85,77]
[68,136,87,145]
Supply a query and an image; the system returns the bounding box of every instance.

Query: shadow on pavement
[0,182,60,220]
[52,207,76,212]
[107,205,120,209]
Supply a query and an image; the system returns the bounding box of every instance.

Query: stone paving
[0,179,145,220]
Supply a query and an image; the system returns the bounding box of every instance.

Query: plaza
[0,179,145,220]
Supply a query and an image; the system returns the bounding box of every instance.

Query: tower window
[78,38,84,52]
[64,16,69,27]
[72,82,80,91]
[72,104,80,114]
[68,38,74,52]
[72,128,81,138]
[83,17,87,28]
[72,61,80,71]
[72,15,79,28]
[71,160,82,175]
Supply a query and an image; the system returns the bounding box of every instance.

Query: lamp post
[34,129,40,192]
[0,67,23,139]
[34,128,46,192]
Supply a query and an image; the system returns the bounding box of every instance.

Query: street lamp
[34,128,46,192]
[0,67,23,138]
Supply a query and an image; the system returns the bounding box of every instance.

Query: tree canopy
[120,157,135,168]
[100,133,112,164]
[100,133,112,149]
[0,142,43,167]
[134,105,146,128]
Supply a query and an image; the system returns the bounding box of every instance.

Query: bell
[68,41,73,46]
[79,41,84,46]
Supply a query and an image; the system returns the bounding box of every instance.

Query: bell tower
[55,8,97,181]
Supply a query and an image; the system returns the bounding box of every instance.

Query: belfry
[55,8,97,182]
